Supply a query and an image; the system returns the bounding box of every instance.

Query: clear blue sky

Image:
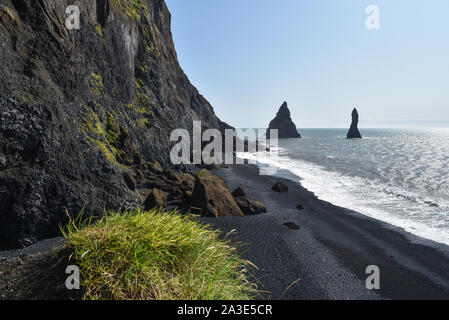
[166,0,449,128]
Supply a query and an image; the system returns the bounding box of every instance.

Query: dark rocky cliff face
[266,101,301,139]
[347,108,362,139]
[0,0,230,249]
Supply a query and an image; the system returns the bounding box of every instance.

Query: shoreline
[2,164,449,299]
[203,164,449,299]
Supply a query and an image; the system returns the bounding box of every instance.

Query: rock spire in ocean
[266,102,301,139]
[347,108,362,139]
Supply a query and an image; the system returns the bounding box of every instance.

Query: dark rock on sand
[204,164,449,300]
[144,188,167,210]
[231,187,267,215]
[191,170,244,217]
[272,182,289,193]
[0,0,232,249]
[296,205,305,210]
[283,222,301,230]
[266,102,301,139]
[347,108,362,139]
[137,164,198,211]
[234,196,267,216]
[231,187,247,198]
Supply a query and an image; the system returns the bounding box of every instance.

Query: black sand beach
[203,164,449,300]
[2,164,449,300]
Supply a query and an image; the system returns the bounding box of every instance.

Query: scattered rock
[148,161,164,174]
[283,222,301,230]
[123,172,136,191]
[143,188,167,210]
[191,170,244,217]
[170,188,183,200]
[234,197,267,215]
[272,182,289,193]
[347,108,362,139]
[179,173,195,191]
[164,168,180,183]
[231,187,246,198]
[135,169,145,181]
[266,102,301,139]
[231,187,267,215]
[296,205,304,210]
[136,166,198,211]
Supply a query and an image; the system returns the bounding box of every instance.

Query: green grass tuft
[62,208,257,300]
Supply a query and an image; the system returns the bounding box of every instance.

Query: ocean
[240,128,449,246]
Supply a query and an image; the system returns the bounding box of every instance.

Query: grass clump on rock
[62,208,256,300]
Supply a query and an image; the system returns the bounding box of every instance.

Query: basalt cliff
[0,0,233,249]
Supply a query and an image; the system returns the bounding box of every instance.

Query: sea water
[240,128,449,246]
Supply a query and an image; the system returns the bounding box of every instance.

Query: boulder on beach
[272,182,289,193]
[235,197,267,215]
[231,187,267,215]
[347,108,362,139]
[144,188,167,210]
[266,102,301,139]
[283,222,301,230]
[191,170,244,217]
[231,187,247,198]
[147,161,164,174]
[179,173,196,191]
[163,169,180,183]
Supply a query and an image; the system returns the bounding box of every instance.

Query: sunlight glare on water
[239,129,449,246]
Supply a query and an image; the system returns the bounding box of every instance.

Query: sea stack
[266,102,301,139]
[347,108,362,139]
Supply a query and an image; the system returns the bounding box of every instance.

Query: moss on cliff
[81,109,130,170]
[94,23,104,37]
[110,0,148,20]
[136,117,149,128]
[106,111,120,144]
[89,73,104,97]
